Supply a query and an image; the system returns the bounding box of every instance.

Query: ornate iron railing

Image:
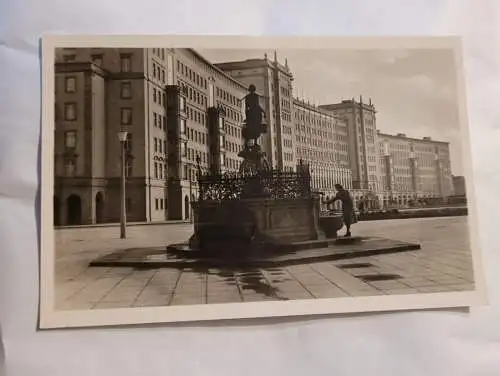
[197,169,312,201]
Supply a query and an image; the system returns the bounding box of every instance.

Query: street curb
[56,220,191,230]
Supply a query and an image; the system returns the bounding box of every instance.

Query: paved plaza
[54,216,476,310]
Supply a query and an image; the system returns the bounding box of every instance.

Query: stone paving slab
[88,237,421,269]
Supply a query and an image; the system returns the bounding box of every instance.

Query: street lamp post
[117,131,128,239]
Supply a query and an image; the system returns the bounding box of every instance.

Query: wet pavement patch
[338,263,373,269]
[357,274,402,282]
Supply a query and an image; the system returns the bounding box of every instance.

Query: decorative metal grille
[197,168,312,201]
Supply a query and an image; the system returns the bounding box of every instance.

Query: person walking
[330,183,356,237]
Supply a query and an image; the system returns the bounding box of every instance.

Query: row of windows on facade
[381,173,445,187]
[282,152,294,162]
[296,143,345,158]
[179,80,208,109]
[224,123,242,139]
[152,86,166,106]
[280,125,293,136]
[64,52,131,73]
[61,157,132,177]
[280,98,292,111]
[152,48,166,60]
[61,128,132,152]
[153,137,167,154]
[280,111,292,122]
[381,142,441,155]
[177,60,209,91]
[152,61,166,83]
[215,86,242,108]
[155,197,166,211]
[386,153,443,169]
[62,79,132,99]
[216,101,244,124]
[61,126,132,151]
[294,111,340,129]
[295,148,340,163]
[182,143,241,172]
[280,85,292,98]
[182,123,242,156]
[55,101,136,126]
[295,135,342,150]
[295,124,341,138]
[178,81,243,128]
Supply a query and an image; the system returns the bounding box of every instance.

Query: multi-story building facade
[215,52,296,171]
[54,48,246,226]
[376,132,454,207]
[319,97,380,193]
[293,98,352,199]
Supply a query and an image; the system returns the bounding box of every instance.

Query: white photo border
[39,35,488,329]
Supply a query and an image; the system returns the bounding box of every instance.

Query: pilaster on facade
[207,106,226,175]
[409,151,419,194]
[165,84,184,220]
[435,155,444,198]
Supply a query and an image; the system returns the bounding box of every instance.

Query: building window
[64,131,77,149]
[180,118,186,134]
[91,54,103,65]
[154,162,158,179]
[154,137,158,152]
[64,159,76,176]
[120,82,132,99]
[65,77,76,93]
[64,103,77,121]
[121,108,132,125]
[155,198,159,210]
[120,54,131,72]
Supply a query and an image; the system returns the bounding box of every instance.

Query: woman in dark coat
[330,184,356,237]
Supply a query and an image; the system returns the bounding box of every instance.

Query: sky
[199,48,464,175]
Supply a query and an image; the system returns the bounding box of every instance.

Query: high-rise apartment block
[53,48,455,226]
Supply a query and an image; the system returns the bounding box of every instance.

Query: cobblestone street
[54,216,476,310]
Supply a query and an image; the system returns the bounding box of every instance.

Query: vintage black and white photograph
[40,35,485,329]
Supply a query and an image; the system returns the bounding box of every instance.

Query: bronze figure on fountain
[239,84,270,174]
